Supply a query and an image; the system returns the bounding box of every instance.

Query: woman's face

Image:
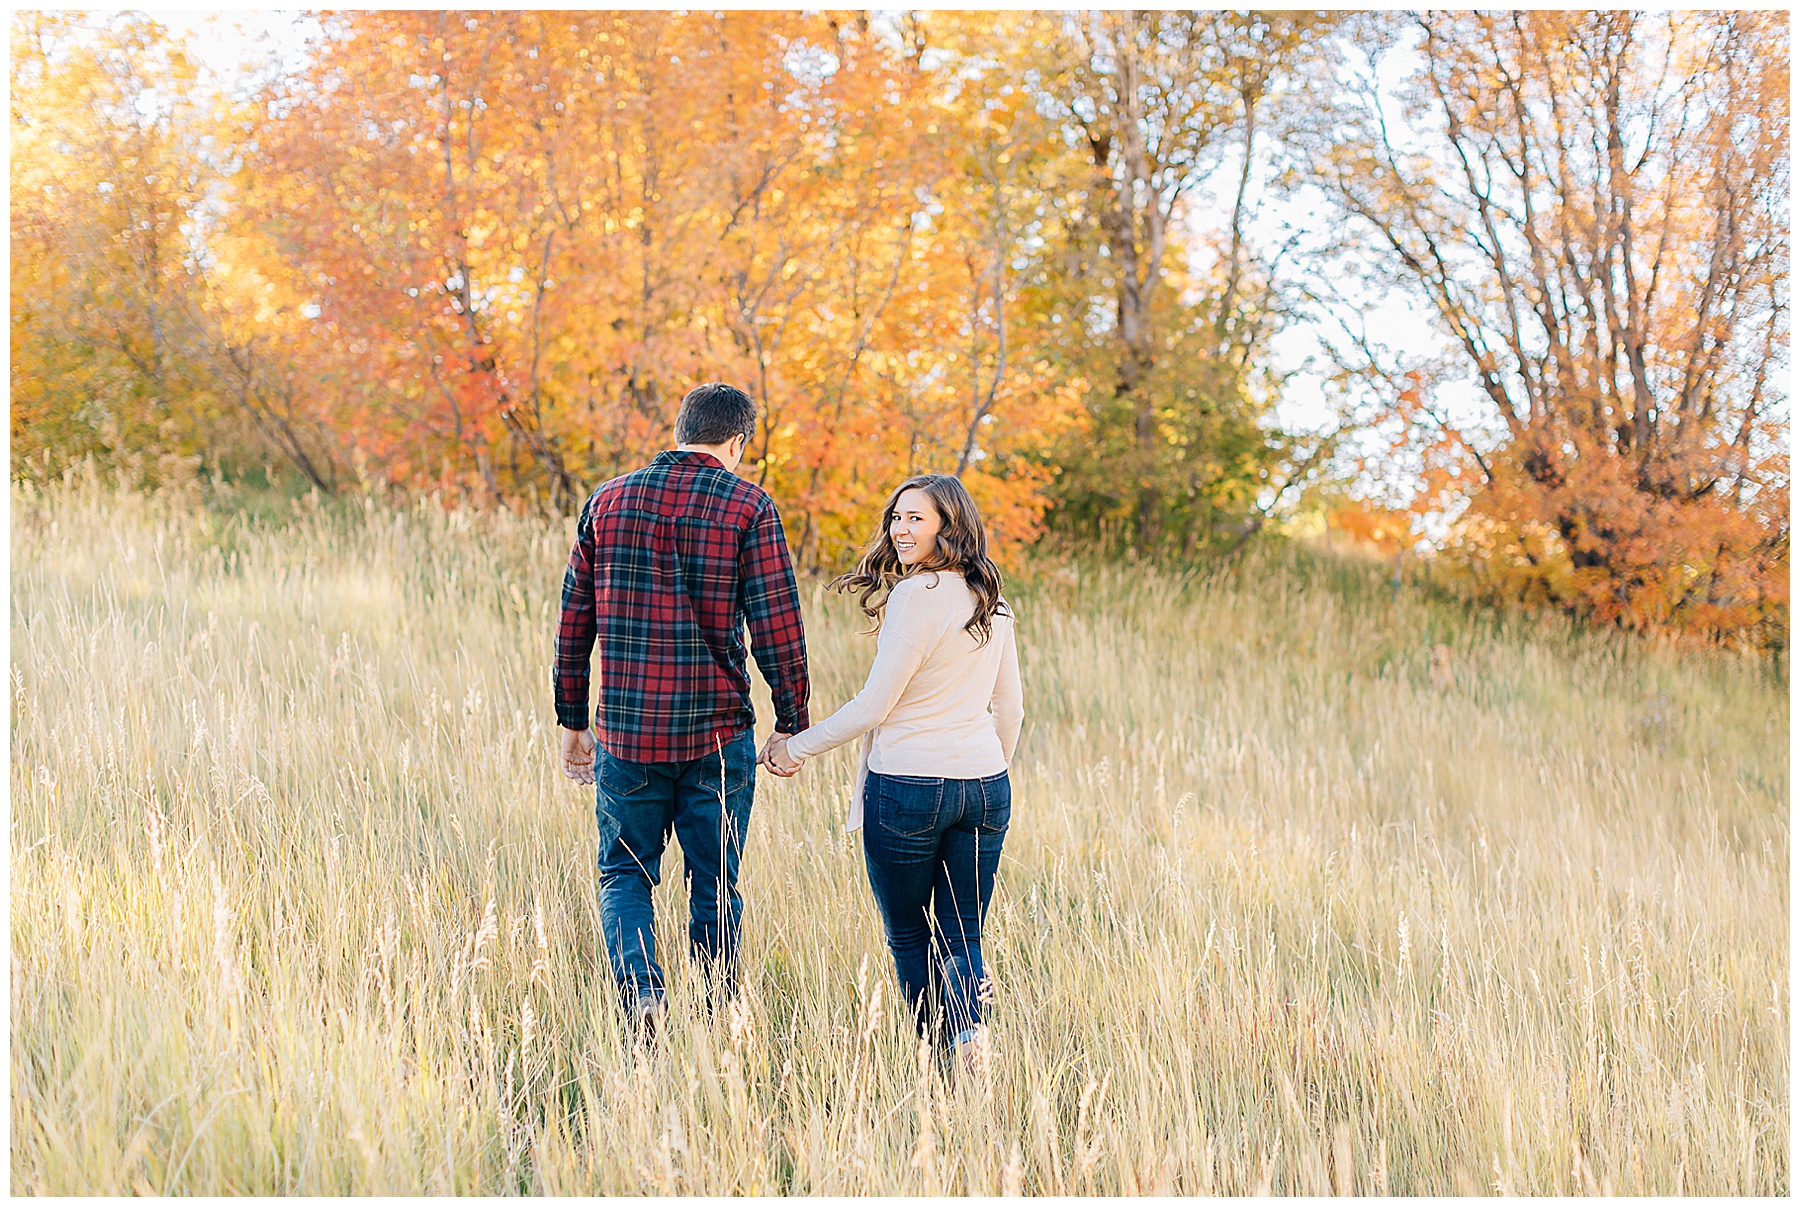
[889,487,942,567]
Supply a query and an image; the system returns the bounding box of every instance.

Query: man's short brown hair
[675,383,757,446]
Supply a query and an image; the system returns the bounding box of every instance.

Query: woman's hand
[759,734,804,777]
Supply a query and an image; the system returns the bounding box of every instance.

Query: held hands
[560,725,597,784]
[565,725,800,783]
[758,733,804,777]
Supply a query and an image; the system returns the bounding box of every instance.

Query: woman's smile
[889,487,942,566]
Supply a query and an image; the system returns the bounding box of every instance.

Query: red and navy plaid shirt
[555,449,810,763]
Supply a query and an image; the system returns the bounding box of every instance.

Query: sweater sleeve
[991,612,1023,765]
[786,579,940,761]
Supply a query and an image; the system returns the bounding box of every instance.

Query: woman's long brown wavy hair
[829,474,1008,643]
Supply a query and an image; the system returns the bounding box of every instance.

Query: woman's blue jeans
[593,730,756,1008]
[861,768,1011,1045]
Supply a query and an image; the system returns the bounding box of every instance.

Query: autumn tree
[227,11,1086,561]
[12,13,199,479]
[11,13,340,490]
[1009,10,1328,553]
[821,13,1086,557]
[1305,11,1788,643]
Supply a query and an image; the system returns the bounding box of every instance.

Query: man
[554,382,809,1038]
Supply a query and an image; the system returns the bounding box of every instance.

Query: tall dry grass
[9,472,1788,1194]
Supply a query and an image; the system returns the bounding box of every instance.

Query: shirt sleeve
[991,612,1023,766]
[553,497,597,730]
[786,581,937,761]
[740,498,811,735]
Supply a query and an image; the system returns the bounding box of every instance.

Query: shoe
[629,992,667,1045]
[949,1024,989,1085]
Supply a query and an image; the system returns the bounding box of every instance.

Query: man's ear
[732,432,751,461]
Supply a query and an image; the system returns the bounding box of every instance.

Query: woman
[763,475,1022,1068]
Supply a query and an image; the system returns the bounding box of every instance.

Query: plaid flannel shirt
[555,449,810,763]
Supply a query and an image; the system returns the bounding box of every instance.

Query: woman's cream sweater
[786,569,1022,830]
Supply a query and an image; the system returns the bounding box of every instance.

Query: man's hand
[561,725,597,784]
[756,731,785,770]
[759,733,803,777]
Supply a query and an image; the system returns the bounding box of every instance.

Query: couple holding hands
[555,383,1021,1071]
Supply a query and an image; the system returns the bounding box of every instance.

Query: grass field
[10,473,1789,1194]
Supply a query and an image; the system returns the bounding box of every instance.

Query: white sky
[154,9,320,89]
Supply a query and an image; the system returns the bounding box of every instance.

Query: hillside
[10,478,1787,1194]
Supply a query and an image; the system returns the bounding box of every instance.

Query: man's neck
[675,443,742,474]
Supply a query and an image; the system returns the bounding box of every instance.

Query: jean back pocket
[875,773,945,837]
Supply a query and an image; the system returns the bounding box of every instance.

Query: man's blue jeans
[594,729,756,1007]
[860,768,1011,1045]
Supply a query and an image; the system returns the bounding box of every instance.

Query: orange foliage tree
[12,13,344,490]
[225,11,1092,566]
[1306,12,1788,645]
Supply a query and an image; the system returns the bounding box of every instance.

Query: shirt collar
[655,448,726,471]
